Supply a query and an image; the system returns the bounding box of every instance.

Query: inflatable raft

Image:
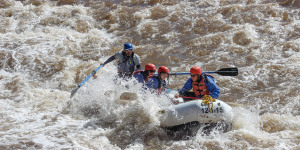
[118,90,234,131]
[158,99,234,127]
[158,90,234,129]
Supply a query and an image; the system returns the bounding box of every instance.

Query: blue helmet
[124,43,133,50]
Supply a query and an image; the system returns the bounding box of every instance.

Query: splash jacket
[144,76,166,95]
[104,50,141,77]
[133,71,151,83]
[178,73,220,99]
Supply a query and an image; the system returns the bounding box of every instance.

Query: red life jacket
[192,74,214,97]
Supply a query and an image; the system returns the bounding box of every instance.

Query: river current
[1,0,300,149]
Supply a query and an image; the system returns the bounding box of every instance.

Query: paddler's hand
[174,93,180,98]
[171,99,179,105]
[100,63,105,67]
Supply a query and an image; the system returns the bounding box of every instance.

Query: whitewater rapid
[1,0,300,149]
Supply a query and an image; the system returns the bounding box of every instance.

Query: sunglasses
[160,72,169,75]
[124,49,132,51]
[190,74,197,77]
[149,70,156,73]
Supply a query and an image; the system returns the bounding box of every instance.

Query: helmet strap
[196,74,202,82]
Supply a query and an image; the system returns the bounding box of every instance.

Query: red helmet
[145,63,156,72]
[190,66,201,75]
[158,66,169,74]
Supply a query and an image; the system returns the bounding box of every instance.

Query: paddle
[179,96,244,108]
[154,67,238,76]
[119,92,138,100]
[53,64,103,121]
[70,64,103,98]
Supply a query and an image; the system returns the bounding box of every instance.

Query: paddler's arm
[174,78,193,98]
[134,54,141,71]
[144,77,159,89]
[136,64,141,71]
[133,72,144,83]
[100,55,117,67]
[205,75,220,99]
[101,51,123,66]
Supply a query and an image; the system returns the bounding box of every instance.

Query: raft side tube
[158,100,234,127]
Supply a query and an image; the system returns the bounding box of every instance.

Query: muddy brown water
[1,0,300,149]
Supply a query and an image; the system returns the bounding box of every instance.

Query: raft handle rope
[202,95,216,112]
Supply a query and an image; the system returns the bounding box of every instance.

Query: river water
[1,0,300,149]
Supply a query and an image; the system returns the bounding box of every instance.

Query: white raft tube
[158,99,234,127]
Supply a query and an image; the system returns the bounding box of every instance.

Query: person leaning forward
[174,66,220,102]
[133,63,156,83]
[144,66,179,104]
[101,43,141,78]
[144,66,169,95]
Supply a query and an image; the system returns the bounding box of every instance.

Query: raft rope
[202,95,216,112]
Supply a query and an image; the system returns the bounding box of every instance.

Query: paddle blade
[120,92,138,100]
[70,86,80,98]
[227,102,245,108]
[215,67,238,76]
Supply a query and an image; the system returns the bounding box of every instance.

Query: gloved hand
[174,93,180,98]
[93,75,97,79]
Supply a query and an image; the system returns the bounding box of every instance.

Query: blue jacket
[144,76,166,91]
[178,74,220,99]
[143,76,170,97]
[133,72,146,83]
[145,77,161,89]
